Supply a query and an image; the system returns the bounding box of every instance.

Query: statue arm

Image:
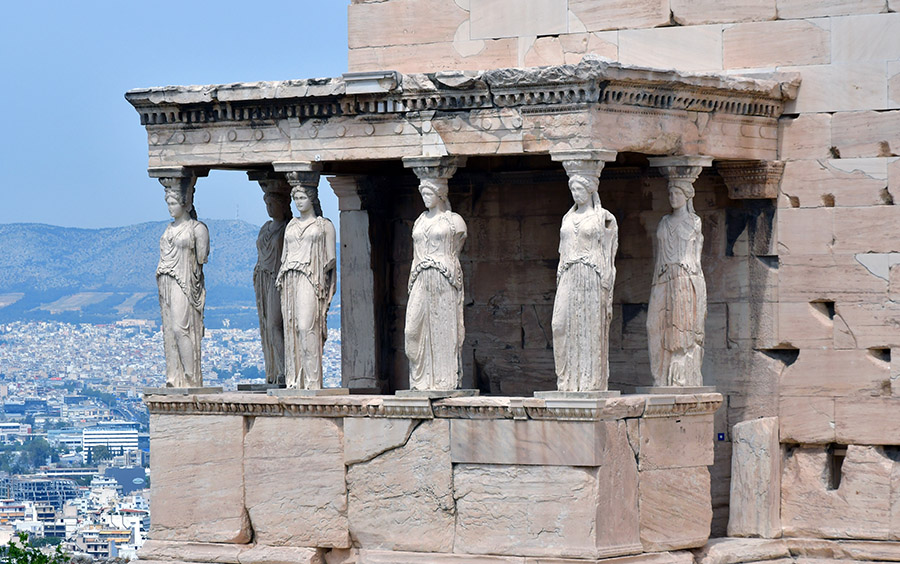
[324,219,337,271]
[452,213,467,253]
[607,213,618,268]
[651,218,665,278]
[279,221,291,268]
[194,222,210,265]
[691,218,704,273]
[325,220,338,303]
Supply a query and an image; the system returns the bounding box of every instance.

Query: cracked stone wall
[145,408,716,562]
[350,0,900,543]
[366,157,769,535]
[367,157,769,534]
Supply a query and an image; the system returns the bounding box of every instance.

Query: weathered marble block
[639,467,713,551]
[243,417,349,548]
[453,419,641,559]
[728,417,782,538]
[346,419,455,553]
[149,414,250,543]
[782,445,894,540]
[450,418,621,466]
[454,464,638,559]
[637,414,715,470]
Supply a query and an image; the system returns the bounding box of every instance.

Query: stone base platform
[143,387,223,395]
[139,541,697,564]
[695,537,900,564]
[237,383,283,392]
[268,387,350,397]
[535,390,622,399]
[142,392,722,561]
[635,386,717,394]
[395,389,480,398]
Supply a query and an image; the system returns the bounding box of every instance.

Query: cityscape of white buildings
[0,319,342,558]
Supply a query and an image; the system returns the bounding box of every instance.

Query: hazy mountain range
[0,221,293,329]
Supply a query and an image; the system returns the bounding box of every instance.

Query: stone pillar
[645,156,714,392]
[728,417,782,538]
[399,156,474,397]
[327,175,384,393]
[247,171,292,389]
[543,149,618,397]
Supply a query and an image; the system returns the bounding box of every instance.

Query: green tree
[92,445,111,462]
[22,439,53,469]
[3,532,69,564]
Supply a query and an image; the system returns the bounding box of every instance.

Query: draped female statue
[253,182,291,386]
[157,179,209,388]
[276,183,336,389]
[647,179,707,387]
[405,176,467,391]
[551,171,618,392]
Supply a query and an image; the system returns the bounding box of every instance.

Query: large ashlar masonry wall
[141,393,720,564]
[349,0,900,540]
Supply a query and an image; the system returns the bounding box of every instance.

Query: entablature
[126,56,798,168]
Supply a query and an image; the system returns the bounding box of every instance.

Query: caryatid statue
[549,150,618,392]
[156,174,210,388]
[249,171,292,387]
[646,156,713,388]
[401,156,467,391]
[276,170,337,390]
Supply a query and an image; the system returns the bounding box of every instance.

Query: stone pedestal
[268,388,350,397]
[141,391,722,562]
[237,383,283,392]
[395,389,480,399]
[143,387,222,396]
[636,386,717,394]
[534,390,622,399]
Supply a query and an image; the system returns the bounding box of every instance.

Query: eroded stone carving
[647,157,712,388]
[550,150,618,392]
[250,172,292,386]
[156,175,209,388]
[276,171,337,389]
[402,156,467,391]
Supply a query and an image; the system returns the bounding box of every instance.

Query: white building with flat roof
[82,422,138,463]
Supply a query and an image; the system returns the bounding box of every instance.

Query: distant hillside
[0,221,263,327]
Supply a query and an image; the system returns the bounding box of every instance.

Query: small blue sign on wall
[717,433,726,441]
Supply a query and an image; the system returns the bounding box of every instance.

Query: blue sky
[0,1,348,228]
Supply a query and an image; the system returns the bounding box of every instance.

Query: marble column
[645,156,714,391]
[545,149,619,396]
[327,175,383,393]
[248,171,292,388]
[149,167,217,392]
[398,156,475,397]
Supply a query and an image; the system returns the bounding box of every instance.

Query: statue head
[161,178,198,221]
[263,191,292,221]
[419,177,451,211]
[291,184,323,217]
[668,180,695,213]
[568,173,600,207]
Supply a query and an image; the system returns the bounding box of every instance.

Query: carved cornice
[126,58,794,128]
[144,393,721,420]
[642,393,723,418]
[717,160,785,199]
